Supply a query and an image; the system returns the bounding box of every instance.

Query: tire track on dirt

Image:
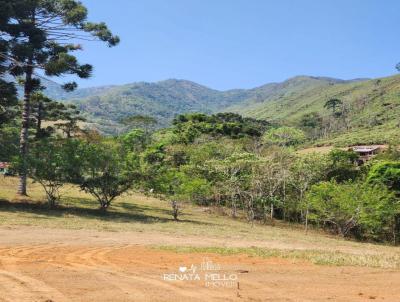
[71,246,213,300]
[0,244,209,301]
[0,269,69,302]
[1,243,380,302]
[40,244,228,301]
[0,244,72,302]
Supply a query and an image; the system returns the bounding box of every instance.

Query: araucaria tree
[0,0,119,195]
[0,76,17,126]
[324,98,343,115]
[0,5,17,126]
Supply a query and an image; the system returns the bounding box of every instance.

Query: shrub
[367,161,400,192]
[263,127,305,147]
[25,139,81,207]
[76,141,139,210]
[326,149,359,182]
[306,180,399,242]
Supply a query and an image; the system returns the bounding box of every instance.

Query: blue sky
[73,0,400,90]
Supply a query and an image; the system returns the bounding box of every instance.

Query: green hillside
[37,74,400,145]
[56,79,255,133]
[44,76,358,134]
[227,74,400,146]
[73,79,241,122]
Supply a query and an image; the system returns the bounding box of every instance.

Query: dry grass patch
[155,246,400,269]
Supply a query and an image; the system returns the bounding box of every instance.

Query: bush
[326,149,359,182]
[367,161,400,192]
[263,127,305,147]
[25,139,81,207]
[172,112,269,143]
[178,177,211,205]
[76,141,139,210]
[306,180,399,242]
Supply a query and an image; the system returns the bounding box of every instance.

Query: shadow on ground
[0,198,212,226]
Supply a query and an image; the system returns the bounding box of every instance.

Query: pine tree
[0,2,17,126]
[30,92,77,139]
[0,0,119,195]
[324,98,343,115]
[54,103,85,138]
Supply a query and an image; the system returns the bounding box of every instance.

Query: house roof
[0,162,10,169]
[351,146,381,153]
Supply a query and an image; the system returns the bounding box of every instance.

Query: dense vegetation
[2,103,399,243]
[144,120,400,243]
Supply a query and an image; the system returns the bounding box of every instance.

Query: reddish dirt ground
[0,227,399,302]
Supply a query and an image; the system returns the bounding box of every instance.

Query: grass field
[1,176,399,269]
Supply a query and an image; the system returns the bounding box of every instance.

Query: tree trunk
[66,123,72,138]
[100,200,110,212]
[247,196,254,225]
[36,101,43,139]
[171,200,179,221]
[263,204,268,224]
[17,63,33,196]
[305,205,309,234]
[282,180,286,220]
[231,194,237,218]
[270,203,274,220]
[18,7,36,196]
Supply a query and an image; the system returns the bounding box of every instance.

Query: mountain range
[13,73,400,144]
[37,76,366,127]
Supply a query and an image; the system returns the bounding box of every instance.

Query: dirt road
[0,226,399,302]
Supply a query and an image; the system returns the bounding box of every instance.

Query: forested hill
[36,76,367,132]
[227,74,400,145]
[15,71,400,144]
[67,79,252,127]
[37,79,252,130]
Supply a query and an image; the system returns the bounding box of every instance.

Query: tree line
[3,110,399,244]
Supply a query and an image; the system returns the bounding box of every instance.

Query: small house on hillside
[349,146,382,164]
[0,162,10,175]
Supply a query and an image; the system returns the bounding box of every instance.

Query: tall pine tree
[0,1,17,126]
[0,0,119,195]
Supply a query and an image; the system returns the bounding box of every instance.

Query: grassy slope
[1,177,399,268]
[228,74,400,146]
